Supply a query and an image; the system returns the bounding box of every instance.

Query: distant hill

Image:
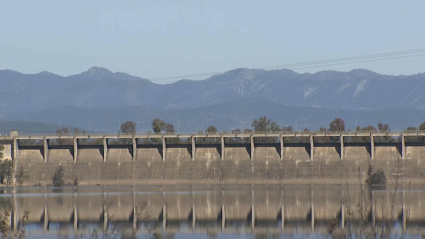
[0,120,81,135]
[1,67,425,115]
[3,99,424,133]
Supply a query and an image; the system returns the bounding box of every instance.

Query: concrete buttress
[103,137,108,162]
[43,138,49,163]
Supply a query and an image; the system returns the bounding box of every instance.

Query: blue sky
[1,1,425,81]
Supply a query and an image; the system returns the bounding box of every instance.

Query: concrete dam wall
[2,132,425,185]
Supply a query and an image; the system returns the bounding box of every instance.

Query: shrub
[52,166,65,186]
[16,165,24,186]
[365,164,387,186]
[73,177,79,186]
[0,160,14,185]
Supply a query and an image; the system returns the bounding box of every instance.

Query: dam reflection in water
[1,184,425,238]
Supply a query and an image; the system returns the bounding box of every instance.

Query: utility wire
[149,48,425,82]
[289,53,425,71]
[1,48,425,95]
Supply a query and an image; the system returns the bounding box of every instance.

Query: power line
[157,52,425,83]
[259,48,425,70]
[290,53,425,71]
[1,48,425,95]
[152,52,425,84]
[149,48,425,83]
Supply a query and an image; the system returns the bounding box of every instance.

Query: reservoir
[0,183,423,238]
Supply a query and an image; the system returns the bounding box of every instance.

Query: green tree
[347,125,377,143]
[269,122,281,132]
[151,119,179,143]
[377,123,390,132]
[406,126,417,131]
[251,116,271,132]
[327,118,345,143]
[251,117,281,143]
[165,123,181,144]
[120,121,137,135]
[57,127,69,135]
[55,128,73,145]
[206,125,218,134]
[328,118,345,132]
[119,121,137,144]
[164,123,175,133]
[282,126,293,132]
[377,123,392,142]
[151,119,176,134]
[419,122,425,131]
[152,118,166,133]
[200,125,218,144]
[363,125,377,131]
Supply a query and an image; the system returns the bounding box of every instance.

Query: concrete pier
[43,206,49,232]
[73,205,78,231]
[370,134,374,160]
[162,137,166,161]
[309,135,314,160]
[401,134,405,160]
[43,138,49,163]
[132,137,137,161]
[192,136,195,161]
[12,138,18,161]
[280,136,284,160]
[221,136,225,161]
[221,205,225,230]
[250,135,254,160]
[103,137,108,162]
[73,137,78,163]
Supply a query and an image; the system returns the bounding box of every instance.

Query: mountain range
[1,67,424,133]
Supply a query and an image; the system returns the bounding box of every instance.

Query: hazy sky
[1,1,425,82]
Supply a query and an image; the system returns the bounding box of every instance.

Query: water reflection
[0,184,425,238]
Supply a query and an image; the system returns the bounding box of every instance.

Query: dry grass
[328,158,409,239]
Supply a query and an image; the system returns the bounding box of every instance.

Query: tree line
[38,117,425,145]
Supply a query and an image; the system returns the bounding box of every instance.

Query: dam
[1,131,425,185]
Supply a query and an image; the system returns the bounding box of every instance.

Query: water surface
[1,184,424,238]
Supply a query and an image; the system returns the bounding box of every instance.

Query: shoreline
[13,177,421,187]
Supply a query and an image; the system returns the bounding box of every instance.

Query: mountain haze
[3,99,423,133]
[1,67,425,115]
